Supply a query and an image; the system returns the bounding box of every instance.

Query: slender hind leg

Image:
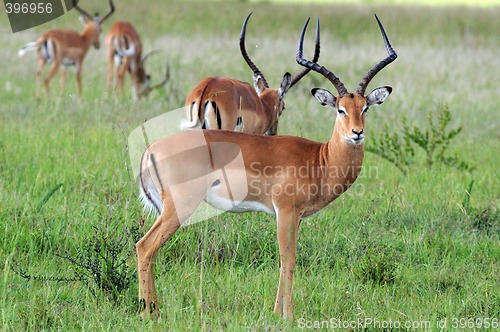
[136,183,208,319]
[35,54,46,100]
[136,199,181,319]
[59,66,66,96]
[116,57,130,96]
[44,59,60,97]
[106,43,115,96]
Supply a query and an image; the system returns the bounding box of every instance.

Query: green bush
[367,104,472,174]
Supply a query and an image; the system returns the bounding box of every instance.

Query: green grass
[1,1,499,331]
[252,0,500,7]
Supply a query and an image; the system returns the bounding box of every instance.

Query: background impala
[136,14,396,319]
[17,0,114,98]
[183,13,320,135]
[106,21,169,100]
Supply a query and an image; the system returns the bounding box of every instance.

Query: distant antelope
[183,13,320,135]
[135,14,397,319]
[105,21,169,100]
[18,0,115,98]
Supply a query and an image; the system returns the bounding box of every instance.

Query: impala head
[297,14,397,145]
[240,12,320,135]
[137,52,170,98]
[73,0,115,49]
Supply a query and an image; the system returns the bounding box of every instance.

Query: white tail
[17,42,38,57]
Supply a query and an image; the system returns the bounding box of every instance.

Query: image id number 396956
[449,317,498,329]
[5,2,53,14]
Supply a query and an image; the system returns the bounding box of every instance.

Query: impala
[105,21,169,100]
[18,0,114,98]
[135,14,397,319]
[183,12,320,135]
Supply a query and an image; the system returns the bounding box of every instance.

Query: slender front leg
[273,208,301,318]
[75,62,82,97]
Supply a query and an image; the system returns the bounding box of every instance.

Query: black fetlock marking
[139,298,146,313]
[150,302,156,314]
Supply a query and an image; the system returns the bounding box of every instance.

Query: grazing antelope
[17,0,114,99]
[105,21,169,100]
[183,13,320,135]
[136,14,396,319]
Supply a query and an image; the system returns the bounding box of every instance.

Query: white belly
[205,188,274,215]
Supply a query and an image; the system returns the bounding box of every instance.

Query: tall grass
[1,1,498,331]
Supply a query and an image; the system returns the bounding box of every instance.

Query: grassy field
[1,1,499,331]
[259,0,500,6]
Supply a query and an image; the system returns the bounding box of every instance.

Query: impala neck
[81,23,98,49]
[259,91,279,127]
[321,124,365,186]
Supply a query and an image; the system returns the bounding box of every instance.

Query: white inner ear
[313,88,336,108]
[367,87,391,106]
[253,74,265,95]
[278,73,292,99]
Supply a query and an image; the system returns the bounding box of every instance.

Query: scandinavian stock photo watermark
[297,316,499,330]
[128,106,379,226]
[247,161,377,199]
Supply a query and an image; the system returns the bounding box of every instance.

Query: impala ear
[366,86,392,106]
[278,72,292,100]
[253,74,266,96]
[311,88,336,108]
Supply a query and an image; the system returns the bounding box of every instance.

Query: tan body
[17,0,114,99]
[141,124,363,218]
[136,15,396,319]
[185,76,285,135]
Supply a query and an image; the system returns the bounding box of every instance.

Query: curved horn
[356,14,397,96]
[240,12,269,89]
[99,0,115,24]
[149,61,170,91]
[72,0,93,20]
[289,16,320,89]
[141,49,162,65]
[296,17,348,97]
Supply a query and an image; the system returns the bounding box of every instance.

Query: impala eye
[338,109,346,115]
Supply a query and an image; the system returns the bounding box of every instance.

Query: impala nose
[352,129,364,137]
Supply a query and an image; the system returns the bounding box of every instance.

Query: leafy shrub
[367,104,472,174]
[56,222,140,301]
[16,221,140,303]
